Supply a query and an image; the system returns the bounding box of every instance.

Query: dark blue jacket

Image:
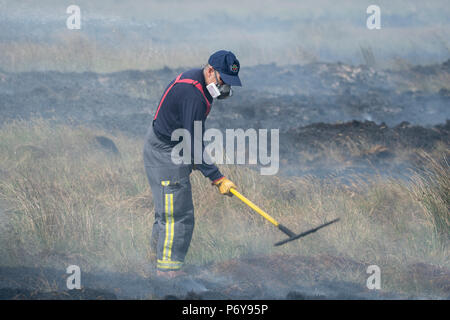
[152,68,223,182]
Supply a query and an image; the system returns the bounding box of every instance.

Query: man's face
[204,65,224,86]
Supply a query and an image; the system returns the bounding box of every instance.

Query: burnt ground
[0,60,449,299]
[1,254,448,300]
[0,59,449,133]
[0,59,449,179]
[279,120,450,178]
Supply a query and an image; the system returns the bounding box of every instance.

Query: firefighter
[143,50,242,278]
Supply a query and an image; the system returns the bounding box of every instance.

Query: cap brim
[220,72,242,86]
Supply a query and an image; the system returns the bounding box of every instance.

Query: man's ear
[205,65,214,83]
[207,65,214,76]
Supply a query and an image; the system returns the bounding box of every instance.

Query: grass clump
[410,152,449,249]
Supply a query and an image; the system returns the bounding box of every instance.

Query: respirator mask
[206,70,233,100]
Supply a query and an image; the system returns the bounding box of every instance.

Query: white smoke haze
[0,0,449,72]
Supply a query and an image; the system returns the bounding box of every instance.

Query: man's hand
[213,177,237,196]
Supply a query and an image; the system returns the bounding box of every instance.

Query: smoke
[0,1,448,300]
[1,0,449,72]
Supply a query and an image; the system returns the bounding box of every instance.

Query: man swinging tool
[143,50,241,278]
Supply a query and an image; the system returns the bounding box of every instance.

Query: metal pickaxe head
[275,218,340,246]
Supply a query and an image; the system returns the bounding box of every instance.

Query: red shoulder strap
[153,74,182,120]
[153,73,211,120]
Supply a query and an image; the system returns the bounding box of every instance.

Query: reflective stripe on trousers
[161,181,176,266]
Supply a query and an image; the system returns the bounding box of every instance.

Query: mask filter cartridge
[206,83,221,98]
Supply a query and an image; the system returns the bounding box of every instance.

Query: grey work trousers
[143,125,194,271]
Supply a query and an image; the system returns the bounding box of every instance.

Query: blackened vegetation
[279,120,450,178]
[2,255,448,299]
[0,59,448,179]
[0,287,117,300]
[0,60,449,135]
[95,136,121,157]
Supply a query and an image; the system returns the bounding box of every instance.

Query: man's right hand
[213,177,237,196]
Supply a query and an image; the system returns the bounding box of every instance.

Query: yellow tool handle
[229,188,279,227]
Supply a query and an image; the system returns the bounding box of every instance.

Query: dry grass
[410,152,449,248]
[0,119,448,295]
[0,119,152,274]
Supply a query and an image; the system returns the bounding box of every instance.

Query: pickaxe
[229,188,340,246]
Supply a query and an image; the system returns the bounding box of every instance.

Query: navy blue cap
[208,50,242,86]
